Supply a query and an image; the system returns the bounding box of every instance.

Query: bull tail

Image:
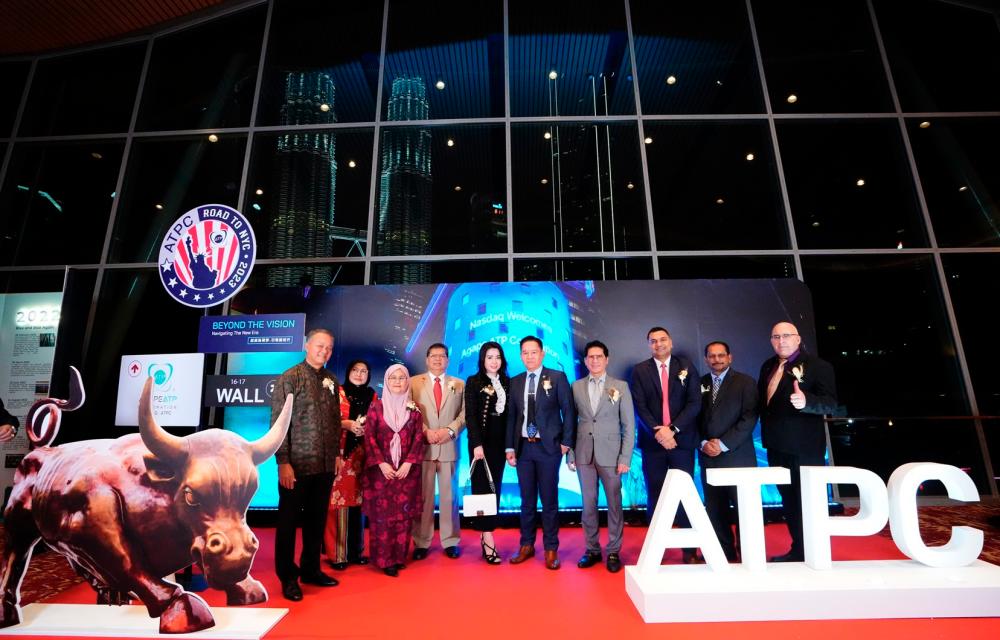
[24,366,86,448]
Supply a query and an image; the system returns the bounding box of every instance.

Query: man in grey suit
[568,340,635,573]
[410,343,466,560]
[698,341,758,562]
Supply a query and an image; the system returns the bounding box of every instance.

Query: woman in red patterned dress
[361,364,425,577]
[325,360,376,570]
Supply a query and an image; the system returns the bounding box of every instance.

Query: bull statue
[0,367,292,634]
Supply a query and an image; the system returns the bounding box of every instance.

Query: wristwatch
[668,424,680,435]
[446,427,456,440]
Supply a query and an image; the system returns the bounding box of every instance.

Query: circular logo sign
[158,204,256,308]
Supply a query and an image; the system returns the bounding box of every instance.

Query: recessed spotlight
[666,75,677,85]
[548,70,558,80]
[715,79,723,86]
[348,160,357,168]
[856,178,866,187]
[255,188,263,195]
[626,182,635,190]
[208,134,219,143]
[959,185,968,192]
[919,121,931,129]
[320,103,330,112]
[812,221,820,227]
[90,152,103,160]
[447,138,455,147]
[454,185,462,192]
[435,80,446,90]
[745,153,755,161]
[543,131,552,140]
[541,178,549,185]
[155,203,164,210]
[715,197,724,205]
[644,137,653,144]
[786,94,798,104]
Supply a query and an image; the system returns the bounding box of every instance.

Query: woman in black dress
[464,341,510,564]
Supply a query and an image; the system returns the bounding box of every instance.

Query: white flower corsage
[701,384,711,394]
[678,369,688,385]
[541,377,552,396]
[791,364,805,383]
[356,415,366,426]
[447,379,457,394]
[482,385,495,396]
[321,377,337,396]
[608,387,621,404]
[406,400,418,411]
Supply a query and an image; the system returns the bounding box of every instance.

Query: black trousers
[766,448,825,554]
[275,471,334,582]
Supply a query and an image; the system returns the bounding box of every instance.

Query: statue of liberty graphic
[184,235,218,290]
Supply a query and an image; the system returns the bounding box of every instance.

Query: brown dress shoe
[509,545,535,564]
[544,550,561,570]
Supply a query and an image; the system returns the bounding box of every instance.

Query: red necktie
[433,377,443,414]
[660,363,671,427]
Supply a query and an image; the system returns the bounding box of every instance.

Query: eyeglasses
[387,375,408,382]
[770,333,798,341]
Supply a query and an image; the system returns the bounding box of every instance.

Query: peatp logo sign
[157,204,256,308]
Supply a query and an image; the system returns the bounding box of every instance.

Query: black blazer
[630,356,702,451]
[757,351,838,458]
[698,369,758,469]
[505,367,575,457]
[464,374,509,450]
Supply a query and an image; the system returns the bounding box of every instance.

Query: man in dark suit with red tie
[630,326,702,563]
[759,321,838,562]
[505,336,575,570]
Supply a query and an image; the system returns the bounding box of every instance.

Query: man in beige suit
[410,343,466,559]
[567,340,635,573]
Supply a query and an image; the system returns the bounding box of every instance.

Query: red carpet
[19,522,1000,639]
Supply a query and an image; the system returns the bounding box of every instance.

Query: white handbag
[462,459,498,518]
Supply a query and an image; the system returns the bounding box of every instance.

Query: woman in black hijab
[325,359,377,569]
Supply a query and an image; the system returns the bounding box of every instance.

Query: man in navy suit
[698,341,758,562]
[759,321,838,562]
[630,326,702,563]
[506,336,575,570]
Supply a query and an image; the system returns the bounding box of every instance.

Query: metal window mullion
[236,0,273,213]
[504,0,514,281]
[364,0,391,284]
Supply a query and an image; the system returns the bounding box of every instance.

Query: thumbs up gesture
[790,380,807,410]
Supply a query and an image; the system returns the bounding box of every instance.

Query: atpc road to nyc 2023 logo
[158,204,256,308]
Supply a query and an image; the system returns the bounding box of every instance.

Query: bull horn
[138,377,188,464]
[63,366,86,410]
[250,394,293,465]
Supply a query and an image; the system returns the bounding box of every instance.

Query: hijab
[381,363,412,467]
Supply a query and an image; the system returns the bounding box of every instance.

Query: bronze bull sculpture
[0,367,292,633]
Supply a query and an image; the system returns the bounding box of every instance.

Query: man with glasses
[759,321,839,562]
[410,343,466,560]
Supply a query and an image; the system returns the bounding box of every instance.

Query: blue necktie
[527,373,537,438]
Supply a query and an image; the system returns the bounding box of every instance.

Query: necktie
[766,360,786,405]
[589,377,601,414]
[660,363,671,427]
[433,376,443,413]
[712,375,721,405]
[527,373,537,438]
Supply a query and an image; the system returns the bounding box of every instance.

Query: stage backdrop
[225,279,819,510]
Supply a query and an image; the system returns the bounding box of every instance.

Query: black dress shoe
[395,562,406,570]
[300,571,339,587]
[412,547,429,561]
[606,553,622,573]
[349,556,369,565]
[444,546,460,559]
[769,550,804,563]
[383,566,399,577]
[577,552,602,569]
[281,579,303,601]
[330,561,349,571]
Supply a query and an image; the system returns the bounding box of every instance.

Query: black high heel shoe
[481,534,502,565]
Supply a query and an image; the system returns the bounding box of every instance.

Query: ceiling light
[644,137,653,144]
[435,80,445,90]
[447,138,455,147]
[548,70,558,80]
[454,185,462,192]
[919,121,931,129]
[543,131,552,140]
[320,103,330,112]
[897,241,904,249]
[812,221,820,227]
[715,80,723,86]
[856,178,865,187]
[666,75,677,85]
[541,178,549,185]
[348,160,357,168]
[255,188,263,195]
[208,134,219,142]
[786,94,798,104]
[745,153,755,161]
[715,197,724,205]
[626,182,635,190]
[155,203,164,210]
[959,185,968,192]
[90,152,103,160]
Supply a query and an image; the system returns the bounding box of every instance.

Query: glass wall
[1,0,998,493]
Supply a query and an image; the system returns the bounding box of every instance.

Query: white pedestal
[0,603,288,638]
[625,559,1000,623]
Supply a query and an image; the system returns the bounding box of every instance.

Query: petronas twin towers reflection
[267,73,432,287]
